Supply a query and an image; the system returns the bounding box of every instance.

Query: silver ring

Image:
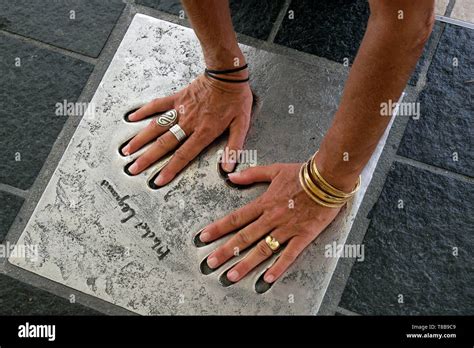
[155,109,178,127]
[169,124,187,142]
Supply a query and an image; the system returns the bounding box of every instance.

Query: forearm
[315,0,435,192]
[181,0,246,71]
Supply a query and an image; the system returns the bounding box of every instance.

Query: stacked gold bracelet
[299,152,361,208]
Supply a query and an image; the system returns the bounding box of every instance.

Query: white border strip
[436,15,474,30]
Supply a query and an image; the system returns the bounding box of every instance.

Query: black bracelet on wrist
[204,64,249,83]
[205,64,248,75]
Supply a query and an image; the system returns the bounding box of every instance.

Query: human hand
[199,163,342,284]
[122,73,253,186]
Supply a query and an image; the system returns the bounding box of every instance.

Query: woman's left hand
[199,163,342,284]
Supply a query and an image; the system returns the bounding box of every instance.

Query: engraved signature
[100,179,170,260]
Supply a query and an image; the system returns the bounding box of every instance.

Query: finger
[221,118,249,173]
[128,129,180,175]
[128,95,176,121]
[263,236,309,283]
[225,228,294,282]
[227,164,280,185]
[199,198,263,243]
[122,119,171,155]
[154,132,214,186]
[206,214,273,270]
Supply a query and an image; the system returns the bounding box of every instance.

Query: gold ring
[265,235,281,253]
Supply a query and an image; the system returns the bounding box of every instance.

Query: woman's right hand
[122,71,253,186]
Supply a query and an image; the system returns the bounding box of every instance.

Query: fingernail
[227,270,239,282]
[129,112,136,121]
[264,274,275,283]
[200,232,210,242]
[122,145,130,155]
[228,172,239,180]
[222,161,236,173]
[207,256,218,269]
[129,162,139,174]
[154,174,166,186]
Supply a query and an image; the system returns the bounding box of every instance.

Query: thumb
[221,118,249,173]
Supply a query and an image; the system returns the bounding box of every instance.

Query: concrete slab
[451,0,474,23]
[9,14,394,315]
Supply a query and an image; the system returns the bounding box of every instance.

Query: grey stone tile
[0,34,93,190]
[340,162,474,315]
[274,0,370,65]
[136,0,286,40]
[9,14,394,315]
[0,0,125,57]
[274,0,437,86]
[398,24,474,176]
[0,274,101,315]
[0,191,24,243]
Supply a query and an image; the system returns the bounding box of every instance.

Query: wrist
[203,44,247,73]
[313,147,363,193]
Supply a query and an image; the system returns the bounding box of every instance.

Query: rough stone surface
[0,191,24,243]
[0,0,125,57]
[10,15,393,315]
[340,162,474,315]
[136,0,285,40]
[275,0,437,86]
[451,0,474,23]
[275,0,370,65]
[0,34,93,190]
[0,274,100,315]
[398,25,474,177]
[435,0,449,16]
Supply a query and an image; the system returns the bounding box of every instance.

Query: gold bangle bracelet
[310,152,361,199]
[303,162,347,204]
[299,164,345,208]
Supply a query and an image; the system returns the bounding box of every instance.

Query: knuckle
[155,136,167,147]
[236,229,251,246]
[228,212,241,228]
[256,241,272,258]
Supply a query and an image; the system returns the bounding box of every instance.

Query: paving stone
[398,24,474,177]
[451,0,474,23]
[9,14,394,315]
[136,0,285,40]
[0,274,100,315]
[275,0,370,65]
[0,0,125,57]
[0,191,24,243]
[340,162,474,315]
[275,0,438,86]
[0,34,93,190]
